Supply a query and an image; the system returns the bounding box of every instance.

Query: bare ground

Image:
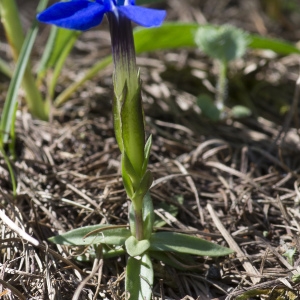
[1,0,300,299]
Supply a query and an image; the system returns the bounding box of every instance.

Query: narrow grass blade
[0,0,48,120]
[0,23,39,144]
[37,27,80,99]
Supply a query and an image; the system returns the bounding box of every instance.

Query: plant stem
[215,60,228,111]
[0,0,48,120]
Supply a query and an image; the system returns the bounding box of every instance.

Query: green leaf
[142,192,154,240]
[231,105,252,118]
[142,135,152,175]
[121,83,145,177]
[0,57,12,78]
[126,254,153,300]
[38,27,80,76]
[283,248,296,265]
[149,232,233,256]
[250,34,300,55]
[132,170,153,204]
[122,151,138,186]
[48,225,131,246]
[197,94,221,121]
[134,22,300,55]
[134,23,199,53]
[55,23,300,106]
[129,203,136,237]
[0,0,48,145]
[194,25,249,62]
[125,236,150,257]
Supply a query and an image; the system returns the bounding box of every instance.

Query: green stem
[216,60,228,111]
[0,0,48,120]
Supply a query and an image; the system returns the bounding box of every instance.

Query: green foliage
[37,27,81,100]
[48,224,131,246]
[134,22,300,55]
[197,94,221,121]
[51,22,300,107]
[195,25,249,115]
[283,248,296,265]
[126,254,153,300]
[194,25,249,63]
[149,232,233,256]
[0,0,48,120]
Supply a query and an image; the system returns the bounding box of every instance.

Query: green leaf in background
[0,0,48,145]
[0,58,12,78]
[48,224,131,246]
[37,27,81,99]
[231,105,252,118]
[250,34,300,55]
[134,22,300,55]
[38,27,80,73]
[142,192,154,240]
[134,23,199,53]
[194,25,249,62]
[54,22,300,106]
[149,232,233,256]
[197,94,221,121]
[126,254,153,300]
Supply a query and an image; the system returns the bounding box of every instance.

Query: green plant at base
[38,1,233,299]
[194,24,249,117]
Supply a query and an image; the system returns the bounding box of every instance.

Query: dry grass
[1,0,300,299]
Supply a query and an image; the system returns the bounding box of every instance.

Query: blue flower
[37,0,166,31]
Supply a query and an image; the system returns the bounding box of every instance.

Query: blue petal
[118,5,166,27]
[37,1,107,31]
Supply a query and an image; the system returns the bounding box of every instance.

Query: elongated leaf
[250,34,300,55]
[142,192,154,240]
[49,225,131,246]
[149,232,233,256]
[132,170,153,203]
[38,28,80,74]
[134,22,300,55]
[126,254,153,300]
[37,27,80,99]
[0,0,48,144]
[142,135,152,175]
[134,23,199,53]
[0,58,12,78]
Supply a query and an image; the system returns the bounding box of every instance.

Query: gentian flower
[38,0,165,242]
[37,0,166,31]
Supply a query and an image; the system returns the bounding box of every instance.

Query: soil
[1,0,300,299]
